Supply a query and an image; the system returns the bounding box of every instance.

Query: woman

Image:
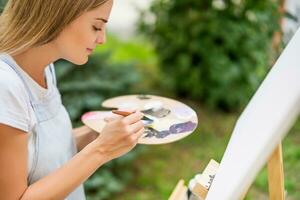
[0,0,145,199]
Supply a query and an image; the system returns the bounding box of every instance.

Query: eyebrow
[95,18,108,23]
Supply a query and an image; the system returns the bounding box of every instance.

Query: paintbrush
[112,110,155,126]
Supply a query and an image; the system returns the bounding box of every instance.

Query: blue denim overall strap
[49,64,57,86]
[0,56,59,183]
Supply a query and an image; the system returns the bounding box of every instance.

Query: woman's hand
[93,111,145,162]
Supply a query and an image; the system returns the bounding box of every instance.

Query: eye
[93,26,102,31]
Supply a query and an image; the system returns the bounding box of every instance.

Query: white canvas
[206,27,300,199]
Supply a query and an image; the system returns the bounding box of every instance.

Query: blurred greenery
[94,35,161,94]
[0,0,6,13]
[139,0,282,111]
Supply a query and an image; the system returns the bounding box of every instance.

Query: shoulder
[0,59,30,112]
[0,60,27,93]
[0,60,32,132]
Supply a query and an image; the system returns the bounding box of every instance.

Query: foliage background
[139,0,281,111]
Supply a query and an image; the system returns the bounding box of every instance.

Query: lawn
[112,100,300,200]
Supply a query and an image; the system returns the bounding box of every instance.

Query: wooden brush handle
[112,110,134,117]
[112,110,152,122]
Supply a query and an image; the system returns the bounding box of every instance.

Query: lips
[87,48,94,52]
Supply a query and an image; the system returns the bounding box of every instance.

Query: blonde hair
[0,0,109,55]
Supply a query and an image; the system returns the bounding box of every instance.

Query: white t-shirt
[0,54,53,132]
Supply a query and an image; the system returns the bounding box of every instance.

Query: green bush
[139,0,281,111]
[0,0,6,12]
[84,147,143,200]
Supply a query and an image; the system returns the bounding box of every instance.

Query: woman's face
[53,0,113,65]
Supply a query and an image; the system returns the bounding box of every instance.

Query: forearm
[73,125,98,151]
[21,140,106,200]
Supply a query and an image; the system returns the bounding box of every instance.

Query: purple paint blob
[169,121,197,134]
[143,121,197,139]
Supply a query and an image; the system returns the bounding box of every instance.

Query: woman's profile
[0,0,145,199]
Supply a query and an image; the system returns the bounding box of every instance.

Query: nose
[96,29,106,45]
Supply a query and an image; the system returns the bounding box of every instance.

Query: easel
[267,143,285,200]
[169,143,285,200]
[169,1,289,198]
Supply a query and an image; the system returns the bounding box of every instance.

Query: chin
[67,55,89,65]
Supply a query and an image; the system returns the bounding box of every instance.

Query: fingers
[109,127,144,153]
[128,120,144,133]
[123,127,144,147]
[132,127,145,139]
[122,111,144,125]
[100,111,144,156]
[97,117,145,161]
[128,127,145,144]
[118,125,144,147]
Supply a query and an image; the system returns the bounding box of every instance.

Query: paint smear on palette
[143,107,171,118]
[172,107,196,120]
[143,121,197,139]
[118,102,140,110]
[81,111,112,121]
[153,119,176,131]
[169,121,197,134]
[143,101,163,110]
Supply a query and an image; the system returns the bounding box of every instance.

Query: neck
[12,43,60,89]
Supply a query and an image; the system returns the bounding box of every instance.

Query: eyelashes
[93,26,102,31]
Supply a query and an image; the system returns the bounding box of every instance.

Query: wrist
[82,139,108,166]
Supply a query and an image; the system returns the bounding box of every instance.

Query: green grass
[110,101,300,200]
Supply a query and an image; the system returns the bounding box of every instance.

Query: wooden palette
[81,94,198,145]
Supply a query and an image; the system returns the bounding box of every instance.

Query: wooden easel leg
[267,143,285,200]
[169,180,187,200]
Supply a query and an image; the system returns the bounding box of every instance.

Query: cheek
[57,27,95,65]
